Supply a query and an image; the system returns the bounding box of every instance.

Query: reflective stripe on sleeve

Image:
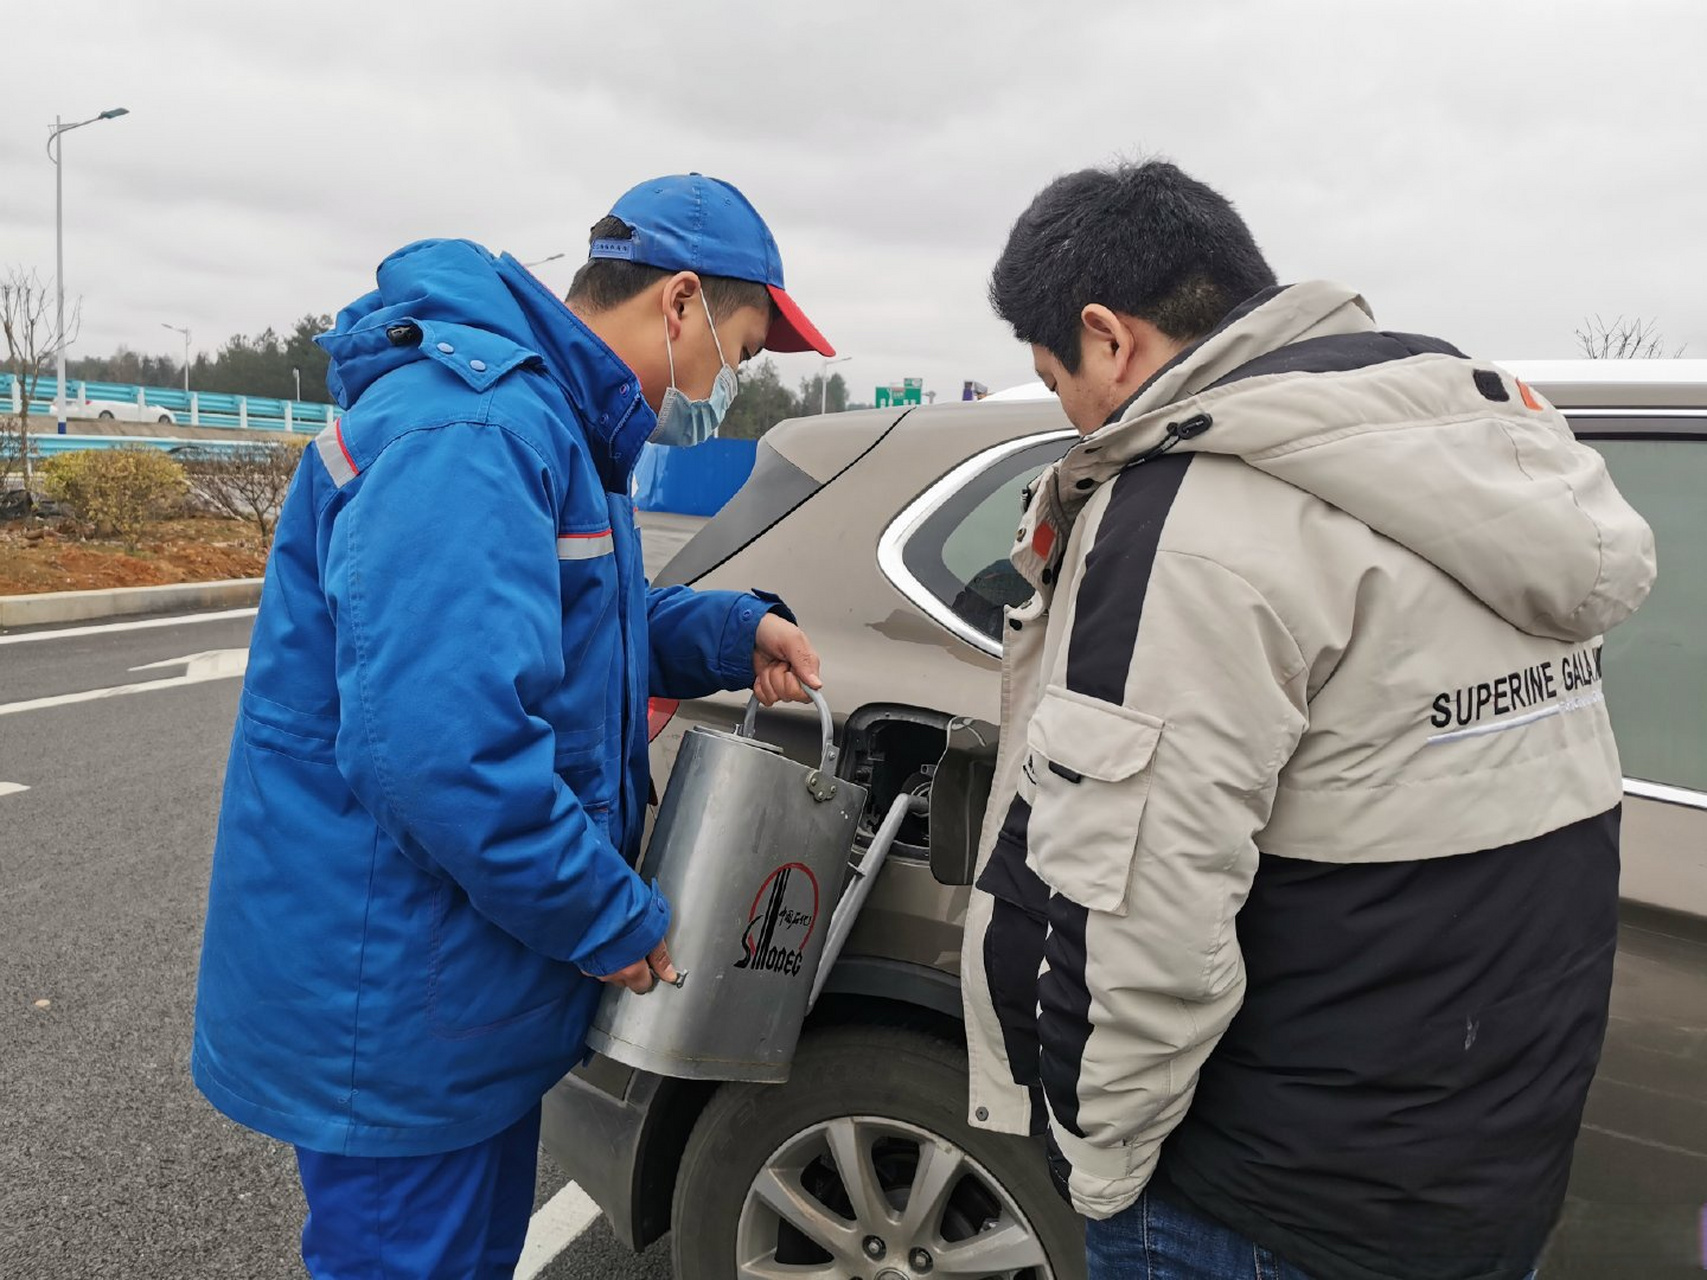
[557,530,615,561]
[314,420,359,488]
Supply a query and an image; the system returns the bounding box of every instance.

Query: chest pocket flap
[1024,685,1165,916]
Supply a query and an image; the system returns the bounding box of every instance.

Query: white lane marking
[130,649,251,679]
[515,1181,602,1280]
[0,782,30,798]
[0,648,250,718]
[0,607,259,646]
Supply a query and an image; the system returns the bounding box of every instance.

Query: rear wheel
[97,409,114,420]
[156,413,172,424]
[672,1025,1083,1280]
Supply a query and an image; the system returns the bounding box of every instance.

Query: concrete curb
[0,577,264,629]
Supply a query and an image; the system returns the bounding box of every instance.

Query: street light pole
[819,355,852,416]
[161,323,190,393]
[293,367,301,401]
[54,115,63,434]
[48,107,129,435]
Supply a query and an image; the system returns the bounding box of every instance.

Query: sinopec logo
[734,862,820,978]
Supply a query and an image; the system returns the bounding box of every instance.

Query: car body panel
[1619,795,1707,918]
[764,406,908,483]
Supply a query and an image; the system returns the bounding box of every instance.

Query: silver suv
[545,360,1707,1279]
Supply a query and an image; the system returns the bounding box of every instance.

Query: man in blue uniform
[192,174,834,1277]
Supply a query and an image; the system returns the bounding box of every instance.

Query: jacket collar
[1099,281,1375,438]
[318,240,656,491]
[493,254,657,490]
[1010,281,1374,590]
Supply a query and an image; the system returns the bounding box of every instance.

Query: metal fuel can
[585,688,868,1083]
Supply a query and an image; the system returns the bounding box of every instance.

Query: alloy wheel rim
[733,1113,1053,1280]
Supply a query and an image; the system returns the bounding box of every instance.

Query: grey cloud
[5,0,1704,398]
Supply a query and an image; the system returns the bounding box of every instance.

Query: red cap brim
[765,285,835,357]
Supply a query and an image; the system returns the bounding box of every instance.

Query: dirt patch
[0,516,268,595]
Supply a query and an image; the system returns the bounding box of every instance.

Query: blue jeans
[1086,1190,1313,1279]
[1085,1189,1538,1280]
[294,1103,540,1279]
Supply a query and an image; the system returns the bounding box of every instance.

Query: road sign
[874,379,924,408]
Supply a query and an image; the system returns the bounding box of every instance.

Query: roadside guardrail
[24,434,274,459]
[2,372,336,435]
[5,380,765,514]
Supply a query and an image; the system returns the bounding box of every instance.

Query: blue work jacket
[192,239,779,1156]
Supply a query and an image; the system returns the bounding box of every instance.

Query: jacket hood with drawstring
[316,238,658,489]
[1014,280,1655,642]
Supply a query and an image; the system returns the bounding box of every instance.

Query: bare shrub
[40,448,188,551]
[1575,315,1686,360]
[177,439,308,541]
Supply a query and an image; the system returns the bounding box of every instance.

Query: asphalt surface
[5,506,1704,1277]
[0,516,698,1280]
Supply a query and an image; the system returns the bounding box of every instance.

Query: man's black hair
[989,160,1277,373]
[567,216,773,322]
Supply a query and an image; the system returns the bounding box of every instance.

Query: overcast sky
[4,1,1703,406]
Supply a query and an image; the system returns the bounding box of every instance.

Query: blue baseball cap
[589,174,834,356]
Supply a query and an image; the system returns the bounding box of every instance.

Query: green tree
[290,315,333,401]
[202,327,284,398]
[721,358,802,440]
[69,313,335,402]
[795,371,849,417]
[65,346,178,387]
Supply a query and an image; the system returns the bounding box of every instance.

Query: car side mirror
[929,716,1001,886]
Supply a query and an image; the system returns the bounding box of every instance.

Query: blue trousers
[1086,1190,1314,1280]
[294,1104,540,1280]
[1085,1189,1540,1280]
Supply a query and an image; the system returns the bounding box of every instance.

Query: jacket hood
[316,239,536,408]
[1023,281,1655,642]
[316,240,656,480]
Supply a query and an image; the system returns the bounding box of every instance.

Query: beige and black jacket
[961,282,1656,1280]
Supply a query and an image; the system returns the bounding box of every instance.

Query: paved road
[6,506,1702,1277]
[0,517,698,1279]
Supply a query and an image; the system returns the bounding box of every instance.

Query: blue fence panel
[11,377,755,517]
[28,434,266,459]
[632,438,758,517]
[1,371,335,434]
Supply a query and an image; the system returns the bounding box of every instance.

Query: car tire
[97,410,114,420]
[157,414,172,424]
[671,1024,1084,1280]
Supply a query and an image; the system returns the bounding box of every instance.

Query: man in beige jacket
[962,160,1656,1280]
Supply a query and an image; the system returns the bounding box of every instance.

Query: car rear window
[899,438,1068,642]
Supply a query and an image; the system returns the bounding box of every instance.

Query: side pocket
[427,878,574,1039]
[1023,685,1164,916]
[553,725,610,819]
[552,722,605,771]
[238,697,339,766]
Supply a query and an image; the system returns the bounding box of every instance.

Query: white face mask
[652,292,740,448]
